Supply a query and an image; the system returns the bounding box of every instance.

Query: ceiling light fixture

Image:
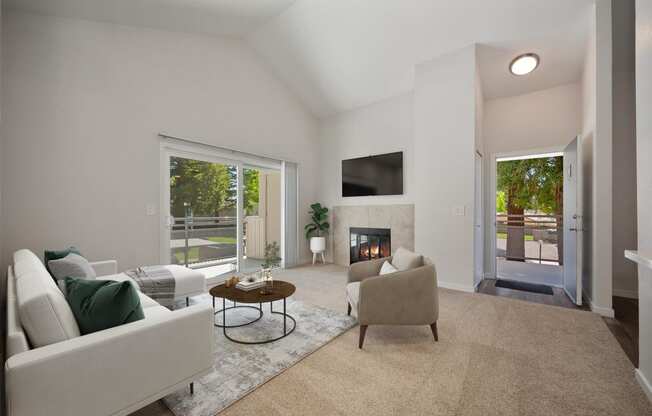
[509,53,540,76]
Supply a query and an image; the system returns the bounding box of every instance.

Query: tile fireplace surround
[330,204,415,266]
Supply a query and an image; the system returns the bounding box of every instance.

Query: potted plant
[304,203,329,263]
[261,242,282,270]
[260,242,281,293]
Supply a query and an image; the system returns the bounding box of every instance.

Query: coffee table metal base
[212,298,263,328]
[213,296,296,345]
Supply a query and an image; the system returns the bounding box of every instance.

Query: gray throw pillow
[48,252,96,282]
[392,247,423,271]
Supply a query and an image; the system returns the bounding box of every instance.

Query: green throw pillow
[65,277,145,335]
[45,247,82,274]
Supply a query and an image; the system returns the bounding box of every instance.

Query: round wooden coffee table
[209,280,296,344]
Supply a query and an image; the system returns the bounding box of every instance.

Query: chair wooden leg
[430,322,438,342]
[359,325,368,349]
[347,303,352,316]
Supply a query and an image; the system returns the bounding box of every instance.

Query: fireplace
[349,227,391,264]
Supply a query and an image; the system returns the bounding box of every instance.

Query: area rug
[163,294,356,416]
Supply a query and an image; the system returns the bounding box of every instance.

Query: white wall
[612,0,638,299]
[319,92,414,208]
[482,83,582,275]
[483,83,582,155]
[581,6,596,309]
[474,54,485,285]
[579,0,614,316]
[634,0,652,401]
[1,11,320,270]
[413,45,478,292]
[593,0,614,314]
[474,58,485,155]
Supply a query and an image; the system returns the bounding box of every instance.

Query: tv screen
[342,152,403,197]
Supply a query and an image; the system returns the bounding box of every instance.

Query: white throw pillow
[48,253,96,281]
[392,247,423,271]
[379,260,398,276]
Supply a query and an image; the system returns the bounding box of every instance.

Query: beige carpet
[133,264,652,416]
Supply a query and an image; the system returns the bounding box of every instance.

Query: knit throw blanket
[125,266,176,310]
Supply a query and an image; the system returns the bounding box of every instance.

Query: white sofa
[5,249,214,416]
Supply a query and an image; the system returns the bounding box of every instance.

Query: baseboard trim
[582,289,617,317]
[438,281,475,293]
[636,369,652,403]
[590,301,615,318]
[613,288,638,299]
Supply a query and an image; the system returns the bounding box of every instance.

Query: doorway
[160,139,287,280]
[481,140,583,307]
[494,152,564,288]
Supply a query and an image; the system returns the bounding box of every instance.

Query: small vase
[260,269,273,294]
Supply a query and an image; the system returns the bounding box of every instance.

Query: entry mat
[495,279,554,295]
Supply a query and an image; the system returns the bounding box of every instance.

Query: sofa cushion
[65,277,145,335]
[138,292,160,309]
[16,269,81,347]
[48,253,96,281]
[392,247,423,271]
[346,282,360,313]
[13,249,43,265]
[143,305,172,319]
[13,249,49,280]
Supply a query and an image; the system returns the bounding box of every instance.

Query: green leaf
[305,202,330,239]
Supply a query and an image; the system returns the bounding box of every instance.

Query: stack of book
[236,279,265,291]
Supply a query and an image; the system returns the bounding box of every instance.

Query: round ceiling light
[509,53,540,76]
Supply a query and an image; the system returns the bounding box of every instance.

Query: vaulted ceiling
[4,0,297,37]
[5,0,595,118]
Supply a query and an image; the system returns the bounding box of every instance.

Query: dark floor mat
[495,279,554,295]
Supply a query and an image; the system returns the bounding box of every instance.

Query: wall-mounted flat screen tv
[342,151,403,197]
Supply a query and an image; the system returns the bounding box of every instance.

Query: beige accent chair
[346,255,439,348]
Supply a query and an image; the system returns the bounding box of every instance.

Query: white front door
[562,137,583,305]
[474,152,484,288]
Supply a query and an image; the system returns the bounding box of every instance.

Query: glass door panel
[169,156,238,275]
[241,166,282,273]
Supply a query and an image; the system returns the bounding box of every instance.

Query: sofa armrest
[358,264,438,326]
[347,256,392,283]
[6,304,214,416]
[90,259,118,277]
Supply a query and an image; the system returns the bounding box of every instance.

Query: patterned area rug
[163,294,356,416]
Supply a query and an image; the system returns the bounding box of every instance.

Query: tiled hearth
[330,204,415,266]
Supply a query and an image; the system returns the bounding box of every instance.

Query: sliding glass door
[160,141,288,279]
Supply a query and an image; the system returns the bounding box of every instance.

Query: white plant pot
[310,236,326,254]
